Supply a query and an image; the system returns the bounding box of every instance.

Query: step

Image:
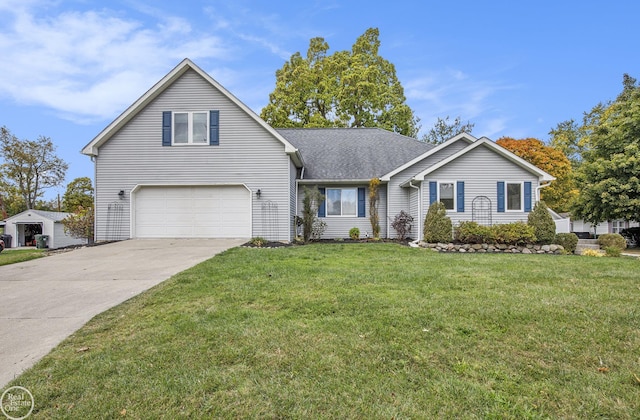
[577,239,599,245]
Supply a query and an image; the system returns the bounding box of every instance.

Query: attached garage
[132,185,251,238]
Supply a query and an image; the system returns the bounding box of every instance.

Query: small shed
[2,210,88,249]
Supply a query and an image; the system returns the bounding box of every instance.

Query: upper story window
[506,182,522,211]
[174,112,208,145]
[327,188,357,216]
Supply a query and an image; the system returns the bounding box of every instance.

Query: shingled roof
[277,128,433,180]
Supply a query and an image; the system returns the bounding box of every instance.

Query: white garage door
[134,186,250,238]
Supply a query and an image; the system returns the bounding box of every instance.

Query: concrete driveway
[0,238,245,388]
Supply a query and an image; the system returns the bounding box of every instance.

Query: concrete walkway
[0,238,245,388]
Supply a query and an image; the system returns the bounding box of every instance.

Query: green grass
[7,244,640,418]
[0,248,45,266]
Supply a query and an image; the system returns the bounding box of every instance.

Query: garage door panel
[134,186,250,238]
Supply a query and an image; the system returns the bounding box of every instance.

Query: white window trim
[505,181,524,212]
[172,111,209,145]
[437,181,457,212]
[326,187,358,217]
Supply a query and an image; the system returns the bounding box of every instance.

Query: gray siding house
[83,59,554,242]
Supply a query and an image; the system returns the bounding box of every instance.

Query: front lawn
[0,248,45,266]
[8,244,640,418]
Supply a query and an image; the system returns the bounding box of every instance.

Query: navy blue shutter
[524,182,532,212]
[457,181,465,212]
[497,182,505,212]
[209,110,219,146]
[162,111,172,146]
[318,187,326,217]
[357,187,365,217]
[429,181,437,204]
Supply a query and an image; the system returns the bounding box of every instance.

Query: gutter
[536,182,552,203]
[409,181,421,246]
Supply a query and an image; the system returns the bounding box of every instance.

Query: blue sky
[1,0,638,200]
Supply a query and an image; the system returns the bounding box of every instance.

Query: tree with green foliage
[261,28,420,137]
[63,177,94,212]
[422,116,474,144]
[62,205,94,244]
[423,202,452,243]
[527,201,556,244]
[0,126,68,209]
[573,74,640,225]
[549,119,584,169]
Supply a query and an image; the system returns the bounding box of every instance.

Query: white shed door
[134,186,250,238]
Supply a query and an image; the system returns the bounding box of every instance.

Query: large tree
[0,127,68,209]
[422,116,474,144]
[573,74,640,224]
[261,28,420,137]
[63,177,94,212]
[496,137,578,213]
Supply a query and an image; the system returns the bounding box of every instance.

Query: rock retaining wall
[419,242,565,254]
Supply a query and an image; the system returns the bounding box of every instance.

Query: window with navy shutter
[457,181,465,212]
[429,181,437,204]
[162,111,172,146]
[162,110,219,146]
[524,182,532,212]
[357,187,366,217]
[497,182,505,212]
[318,187,326,217]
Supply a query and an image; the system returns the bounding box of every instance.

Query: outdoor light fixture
[118,190,125,199]
[256,189,262,198]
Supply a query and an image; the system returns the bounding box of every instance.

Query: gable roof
[380,132,477,181]
[4,210,71,223]
[278,128,433,181]
[411,137,556,182]
[81,58,303,167]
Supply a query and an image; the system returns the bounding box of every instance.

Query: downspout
[535,182,551,203]
[409,181,421,246]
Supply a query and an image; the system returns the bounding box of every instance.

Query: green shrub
[423,202,452,243]
[455,221,495,244]
[527,201,556,244]
[604,246,622,257]
[493,222,536,245]
[248,237,267,247]
[555,232,579,254]
[349,227,360,240]
[597,233,627,250]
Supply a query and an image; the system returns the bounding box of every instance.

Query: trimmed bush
[604,246,622,257]
[527,202,556,244]
[455,221,495,244]
[423,202,452,243]
[597,233,627,250]
[349,227,360,240]
[493,222,536,245]
[555,233,579,254]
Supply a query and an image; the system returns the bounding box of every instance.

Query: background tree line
[2,27,637,233]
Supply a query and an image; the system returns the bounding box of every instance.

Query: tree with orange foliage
[496,137,577,213]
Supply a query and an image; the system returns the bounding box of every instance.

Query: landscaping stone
[418,242,565,255]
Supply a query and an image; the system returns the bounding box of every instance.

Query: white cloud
[405,68,520,137]
[0,2,229,123]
